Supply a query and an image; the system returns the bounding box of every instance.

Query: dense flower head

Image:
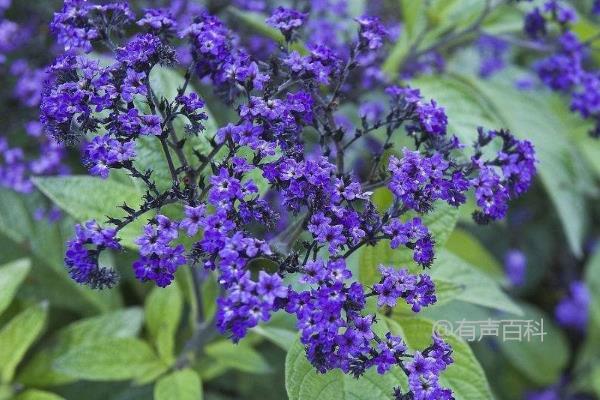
[405,335,454,400]
[266,7,307,39]
[84,135,135,178]
[116,33,174,69]
[65,220,120,288]
[382,218,435,267]
[356,15,387,50]
[415,100,448,136]
[182,13,233,79]
[388,149,467,213]
[471,128,537,223]
[137,8,176,33]
[50,0,134,53]
[133,216,186,287]
[374,266,436,311]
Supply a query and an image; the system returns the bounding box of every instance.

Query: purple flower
[256,271,288,303]
[471,167,509,222]
[383,217,428,249]
[116,33,173,69]
[64,220,120,288]
[266,7,307,39]
[477,35,509,78]
[555,281,590,331]
[524,7,546,39]
[535,54,580,92]
[137,8,176,32]
[50,1,134,53]
[356,16,387,50]
[416,100,447,136]
[84,135,135,178]
[504,249,527,287]
[180,205,205,236]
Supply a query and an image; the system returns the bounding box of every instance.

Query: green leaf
[0,302,48,382]
[573,251,600,376]
[251,326,296,351]
[430,249,522,315]
[54,338,166,382]
[204,340,271,374]
[154,369,202,400]
[356,201,459,286]
[133,137,173,191]
[445,228,505,282]
[285,335,406,400]
[387,316,494,399]
[0,385,11,400]
[0,189,32,243]
[15,390,65,400]
[0,258,31,317]
[18,308,144,387]
[145,285,183,365]
[496,303,569,386]
[33,175,148,249]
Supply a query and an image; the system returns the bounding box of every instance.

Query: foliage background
[1,0,600,399]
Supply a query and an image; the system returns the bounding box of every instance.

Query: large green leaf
[145,285,183,365]
[285,336,406,400]
[0,189,33,243]
[445,228,505,282]
[204,340,271,374]
[15,390,65,400]
[18,308,144,387]
[53,338,166,382]
[0,302,48,383]
[387,316,494,399]
[429,249,522,315]
[0,259,30,317]
[496,303,569,386]
[33,175,148,249]
[154,369,203,400]
[574,251,600,378]
[251,325,297,351]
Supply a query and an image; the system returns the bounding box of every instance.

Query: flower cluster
[65,220,120,288]
[50,0,134,53]
[524,0,600,137]
[405,335,454,400]
[134,215,186,287]
[0,1,68,205]
[42,2,539,398]
[266,6,307,40]
[374,266,436,311]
